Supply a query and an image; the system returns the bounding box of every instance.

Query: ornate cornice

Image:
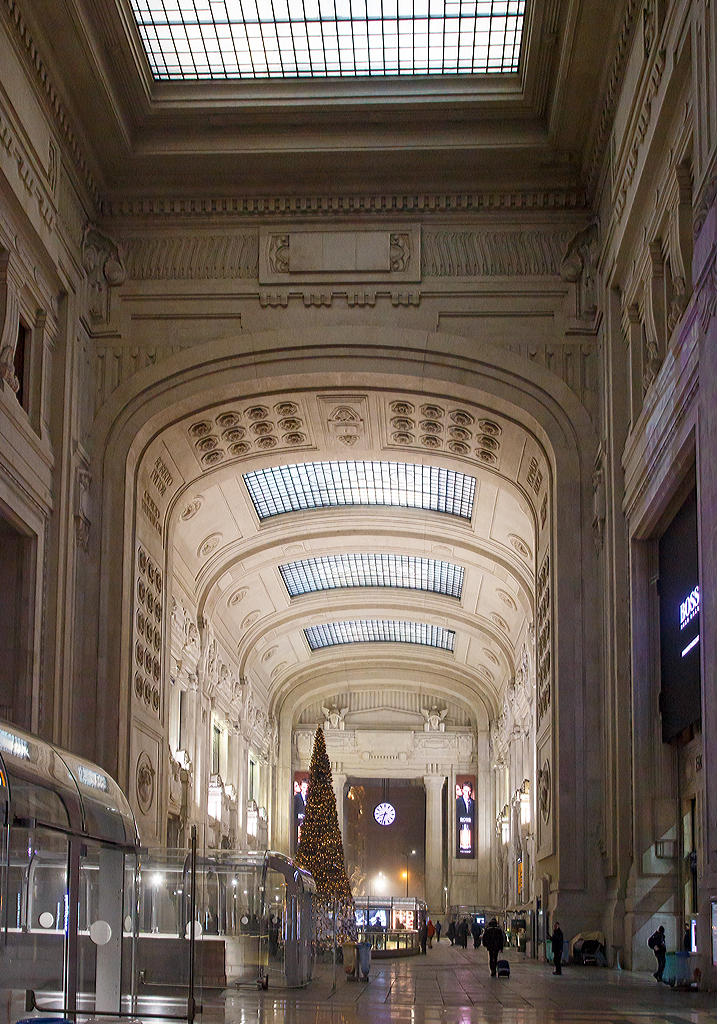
[106,189,589,221]
[422,228,575,277]
[2,0,101,209]
[585,0,639,199]
[124,234,259,280]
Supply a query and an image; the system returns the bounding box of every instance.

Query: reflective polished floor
[210,941,717,1024]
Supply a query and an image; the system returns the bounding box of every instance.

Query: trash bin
[664,951,691,986]
[357,941,371,980]
[342,941,357,976]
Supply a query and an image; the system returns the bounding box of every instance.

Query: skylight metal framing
[305,619,455,649]
[244,462,475,520]
[130,0,525,80]
[280,553,464,597]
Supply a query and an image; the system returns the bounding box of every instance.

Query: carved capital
[0,250,23,392]
[82,224,126,325]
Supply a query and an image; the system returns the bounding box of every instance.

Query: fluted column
[332,771,347,838]
[424,774,445,917]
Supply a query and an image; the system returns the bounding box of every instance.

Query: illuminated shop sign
[680,586,699,629]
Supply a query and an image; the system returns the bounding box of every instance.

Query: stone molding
[613,46,667,222]
[125,233,259,280]
[106,190,589,220]
[585,0,639,197]
[423,228,574,277]
[2,0,101,208]
[119,227,583,283]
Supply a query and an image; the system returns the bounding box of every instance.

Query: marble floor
[212,942,715,1024]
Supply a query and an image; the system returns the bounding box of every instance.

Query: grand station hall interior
[2,0,717,1010]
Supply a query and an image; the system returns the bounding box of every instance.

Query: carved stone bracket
[82,224,126,326]
[0,250,22,392]
[561,222,599,320]
[74,467,91,552]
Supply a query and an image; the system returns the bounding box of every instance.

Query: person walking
[447,919,456,945]
[458,917,469,948]
[427,919,435,948]
[419,918,428,954]
[471,917,483,949]
[648,925,666,981]
[482,917,505,976]
[435,919,442,942]
[551,921,564,974]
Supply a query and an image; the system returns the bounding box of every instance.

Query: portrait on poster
[455,774,476,858]
[293,771,309,850]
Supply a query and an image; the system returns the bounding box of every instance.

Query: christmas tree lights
[296,726,357,945]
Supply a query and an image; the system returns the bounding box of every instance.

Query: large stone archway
[86,325,599,925]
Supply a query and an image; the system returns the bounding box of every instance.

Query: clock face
[374,801,396,826]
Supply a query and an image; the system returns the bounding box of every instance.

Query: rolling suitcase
[497,959,510,977]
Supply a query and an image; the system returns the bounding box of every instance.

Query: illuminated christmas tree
[296,726,357,944]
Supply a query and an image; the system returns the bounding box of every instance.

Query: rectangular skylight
[280,553,464,597]
[305,619,455,649]
[130,0,524,79]
[244,461,475,519]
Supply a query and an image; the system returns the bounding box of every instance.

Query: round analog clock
[374,801,396,826]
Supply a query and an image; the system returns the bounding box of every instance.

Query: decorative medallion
[229,442,251,456]
[136,752,155,814]
[137,611,145,636]
[451,410,475,426]
[421,404,444,419]
[483,648,499,664]
[284,433,306,445]
[448,441,470,455]
[252,421,274,435]
[280,418,302,431]
[476,449,497,464]
[228,587,248,606]
[201,450,224,466]
[390,401,414,416]
[147,562,155,586]
[478,419,502,436]
[449,426,472,441]
[477,434,499,450]
[246,405,269,420]
[497,590,517,610]
[195,435,219,452]
[256,436,277,449]
[135,640,144,664]
[152,688,160,712]
[275,402,298,416]
[216,411,241,428]
[490,612,509,633]
[242,611,260,629]
[392,432,414,444]
[144,679,152,704]
[271,662,288,679]
[198,533,222,559]
[261,646,278,663]
[392,417,414,431]
[509,535,531,559]
[222,427,246,443]
[138,549,147,573]
[189,421,213,438]
[477,665,494,682]
[421,435,442,448]
[146,592,154,615]
[539,760,551,823]
[420,420,442,434]
[134,672,144,699]
[138,580,146,603]
[180,497,204,520]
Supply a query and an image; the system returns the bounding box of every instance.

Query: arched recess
[88,325,599,917]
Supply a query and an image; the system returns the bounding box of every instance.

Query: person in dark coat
[419,919,428,954]
[435,919,442,942]
[471,917,483,949]
[457,917,469,948]
[551,922,564,974]
[482,917,505,976]
[649,925,666,981]
[447,920,456,945]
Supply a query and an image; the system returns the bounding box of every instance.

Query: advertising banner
[455,774,476,858]
[293,770,309,851]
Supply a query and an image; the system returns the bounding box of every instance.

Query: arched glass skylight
[305,619,455,649]
[130,0,524,80]
[280,553,464,597]
[244,462,475,519]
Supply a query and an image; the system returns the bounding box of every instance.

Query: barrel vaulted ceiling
[158,388,545,723]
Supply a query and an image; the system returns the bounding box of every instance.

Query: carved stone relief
[134,544,163,719]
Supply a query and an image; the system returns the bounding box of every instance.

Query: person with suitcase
[482,917,506,977]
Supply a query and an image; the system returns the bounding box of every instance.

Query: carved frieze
[124,233,259,279]
[187,399,313,470]
[422,228,574,277]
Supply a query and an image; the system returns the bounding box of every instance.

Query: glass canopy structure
[280,553,464,597]
[130,0,525,79]
[244,461,476,519]
[304,619,456,649]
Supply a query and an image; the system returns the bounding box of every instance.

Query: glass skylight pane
[244,462,475,520]
[280,553,464,597]
[305,619,455,649]
[130,0,524,78]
